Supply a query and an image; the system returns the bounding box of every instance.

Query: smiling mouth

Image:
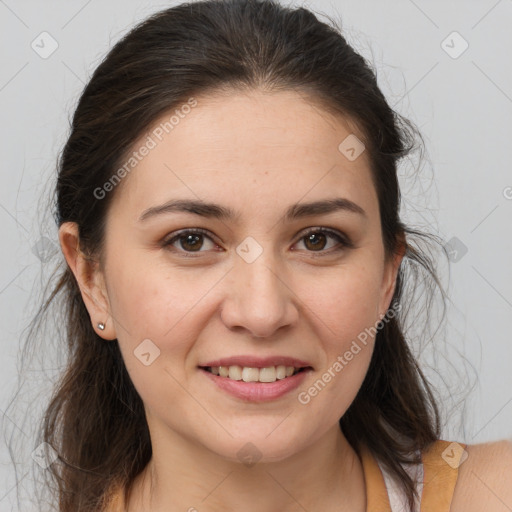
[200,365,310,383]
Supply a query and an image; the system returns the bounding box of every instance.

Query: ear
[378,231,406,318]
[58,222,117,340]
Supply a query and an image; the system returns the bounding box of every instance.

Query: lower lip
[200,368,311,402]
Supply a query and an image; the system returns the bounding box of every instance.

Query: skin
[58,88,512,511]
[451,441,512,511]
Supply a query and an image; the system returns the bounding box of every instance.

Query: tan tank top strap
[420,440,466,512]
[359,445,392,512]
[102,480,125,512]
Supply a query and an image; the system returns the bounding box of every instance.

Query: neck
[127,423,366,512]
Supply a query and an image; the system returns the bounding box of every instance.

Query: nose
[220,250,299,338]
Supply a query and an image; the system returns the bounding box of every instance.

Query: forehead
[108,89,379,223]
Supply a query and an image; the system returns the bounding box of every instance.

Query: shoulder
[451,439,512,512]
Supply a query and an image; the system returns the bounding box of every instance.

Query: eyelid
[161,227,219,254]
[298,226,354,248]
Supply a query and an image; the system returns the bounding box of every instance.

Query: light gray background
[1,0,511,509]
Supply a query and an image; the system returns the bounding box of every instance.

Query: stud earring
[98,322,106,331]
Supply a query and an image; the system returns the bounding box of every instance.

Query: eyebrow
[138,197,367,223]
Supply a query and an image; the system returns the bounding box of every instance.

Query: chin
[199,423,310,465]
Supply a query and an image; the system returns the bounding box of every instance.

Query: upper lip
[200,356,313,369]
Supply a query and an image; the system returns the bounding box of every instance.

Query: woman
[27,0,512,510]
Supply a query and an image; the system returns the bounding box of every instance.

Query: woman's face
[94,89,401,462]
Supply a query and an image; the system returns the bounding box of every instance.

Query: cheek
[300,261,384,342]
[106,262,203,415]
[104,260,191,364]
[107,254,207,335]
[294,269,382,419]
[105,254,232,397]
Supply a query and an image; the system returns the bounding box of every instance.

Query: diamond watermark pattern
[31,442,58,469]
[237,442,262,468]
[236,236,263,264]
[444,236,468,263]
[441,31,469,59]
[31,31,59,59]
[134,338,161,366]
[338,134,365,161]
[441,442,469,469]
[32,236,57,262]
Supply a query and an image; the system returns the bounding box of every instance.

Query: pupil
[306,233,325,251]
[182,234,202,251]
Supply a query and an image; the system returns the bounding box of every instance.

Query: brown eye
[178,233,204,252]
[162,229,217,256]
[295,228,353,255]
[303,232,328,251]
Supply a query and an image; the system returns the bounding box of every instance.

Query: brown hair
[12,0,446,510]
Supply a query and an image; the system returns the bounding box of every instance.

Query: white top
[377,454,424,512]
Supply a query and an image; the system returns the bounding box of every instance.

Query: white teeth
[259,367,276,382]
[242,367,260,382]
[207,365,301,383]
[276,365,286,379]
[228,365,242,380]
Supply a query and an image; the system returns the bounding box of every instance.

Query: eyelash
[161,227,353,258]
